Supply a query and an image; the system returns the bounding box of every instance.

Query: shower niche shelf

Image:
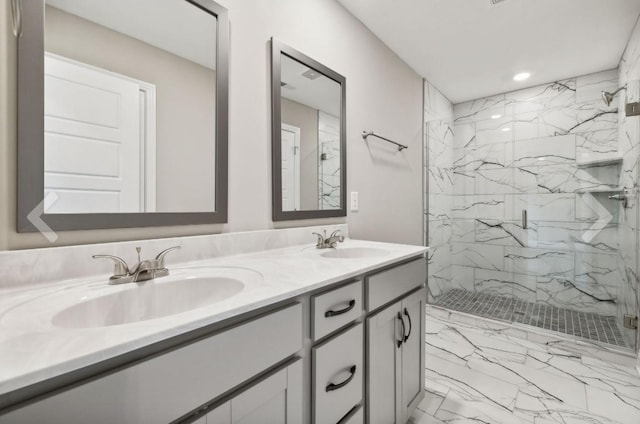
[576,156,623,168]
[575,187,624,194]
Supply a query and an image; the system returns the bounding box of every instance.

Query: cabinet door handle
[397,312,405,348]
[403,307,412,343]
[325,299,356,317]
[325,365,357,392]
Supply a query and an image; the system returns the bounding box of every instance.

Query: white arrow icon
[580,192,613,243]
[26,192,59,243]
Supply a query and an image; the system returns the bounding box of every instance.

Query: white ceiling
[47,0,217,70]
[337,0,640,104]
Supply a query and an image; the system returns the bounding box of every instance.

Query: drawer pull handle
[326,365,357,392]
[325,299,356,317]
[397,312,405,348]
[403,308,412,342]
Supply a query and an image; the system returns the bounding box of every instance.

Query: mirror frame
[271,38,347,221]
[17,0,229,232]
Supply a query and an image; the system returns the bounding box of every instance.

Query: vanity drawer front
[2,304,303,424]
[339,404,363,424]
[312,280,363,341]
[313,323,363,424]
[366,257,426,312]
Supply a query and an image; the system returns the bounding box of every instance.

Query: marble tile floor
[433,289,628,348]
[410,307,640,424]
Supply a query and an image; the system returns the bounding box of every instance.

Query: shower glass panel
[430,71,638,352]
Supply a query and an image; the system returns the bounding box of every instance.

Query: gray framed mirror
[271,38,347,221]
[17,0,229,232]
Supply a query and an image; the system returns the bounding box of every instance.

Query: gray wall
[0,0,424,250]
[45,6,217,213]
[281,97,319,210]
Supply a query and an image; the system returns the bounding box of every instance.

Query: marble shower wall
[318,111,341,209]
[424,81,454,301]
[448,68,639,344]
[617,16,640,364]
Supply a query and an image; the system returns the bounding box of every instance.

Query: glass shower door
[504,81,634,350]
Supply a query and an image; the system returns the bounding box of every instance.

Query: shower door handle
[522,209,528,230]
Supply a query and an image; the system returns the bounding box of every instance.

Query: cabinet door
[366,301,402,424]
[400,288,425,423]
[223,359,302,424]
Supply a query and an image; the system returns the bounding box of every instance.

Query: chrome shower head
[601,86,626,106]
[601,91,614,106]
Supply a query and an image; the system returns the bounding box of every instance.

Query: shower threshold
[432,289,629,349]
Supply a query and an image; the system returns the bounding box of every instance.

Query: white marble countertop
[0,238,427,400]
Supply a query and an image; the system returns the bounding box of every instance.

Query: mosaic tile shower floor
[433,289,628,348]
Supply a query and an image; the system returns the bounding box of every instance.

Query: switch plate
[350,192,359,211]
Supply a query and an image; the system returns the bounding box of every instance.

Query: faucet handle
[312,232,324,246]
[155,246,181,267]
[329,229,343,239]
[92,255,130,277]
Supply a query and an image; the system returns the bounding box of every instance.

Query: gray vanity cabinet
[365,258,426,424]
[199,359,303,424]
[311,280,364,424]
[1,304,303,424]
[367,299,403,424]
[367,288,425,424]
[0,255,426,424]
[399,289,425,422]
[312,323,363,424]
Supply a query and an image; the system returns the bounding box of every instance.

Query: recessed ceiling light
[491,114,502,119]
[501,127,511,132]
[513,72,531,82]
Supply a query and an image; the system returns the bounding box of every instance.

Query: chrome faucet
[93,246,181,285]
[312,230,345,249]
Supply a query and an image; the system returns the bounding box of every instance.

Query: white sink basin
[320,247,388,259]
[52,275,245,328]
[0,267,262,329]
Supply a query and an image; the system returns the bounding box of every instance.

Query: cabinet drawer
[313,324,363,424]
[2,304,303,424]
[340,405,363,424]
[312,280,362,341]
[366,258,426,312]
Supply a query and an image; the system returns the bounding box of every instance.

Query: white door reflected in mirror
[280,54,342,212]
[44,54,152,213]
[43,0,217,213]
[281,124,301,211]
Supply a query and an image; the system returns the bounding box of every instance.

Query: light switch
[350,192,359,211]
